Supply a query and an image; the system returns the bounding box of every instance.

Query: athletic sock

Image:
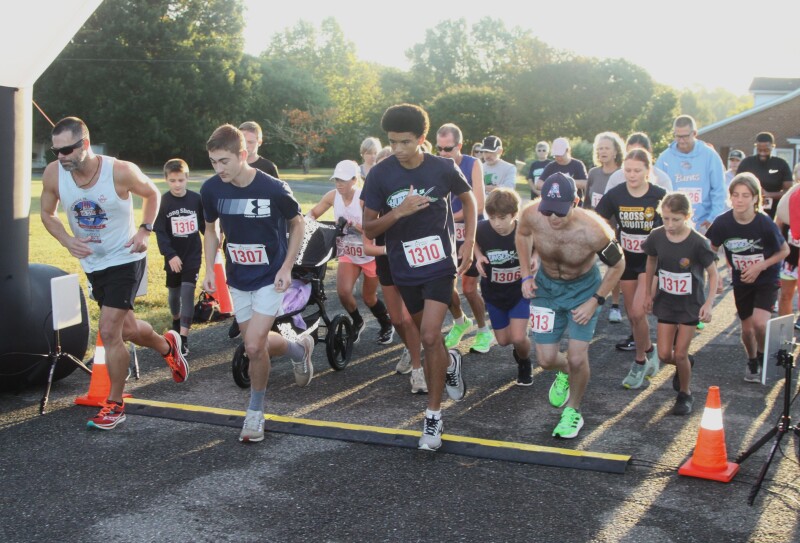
[248,389,266,411]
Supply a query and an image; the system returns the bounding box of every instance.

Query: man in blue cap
[516,172,625,438]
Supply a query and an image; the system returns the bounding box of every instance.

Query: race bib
[170,214,198,236]
[403,235,446,268]
[530,306,555,333]
[338,239,365,259]
[491,266,521,284]
[591,191,603,209]
[228,243,268,266]
[658,270,692,295]
[731,253,764,271]
[454,222,466,242]
[620,232,648,253]
[763,197,773,210]
[678,187,702,205]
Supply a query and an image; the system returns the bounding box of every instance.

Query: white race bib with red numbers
[731,253,764,271]
[491,265,521,284]
[228,243,268,266]
[338,239,365,259]
[620,232,648,253]
[530,306,555,333]
[678,187,702,205]
[170,214,198,236]
[658,270,692,295]
[454,222,466,242]
[403,235,446,268]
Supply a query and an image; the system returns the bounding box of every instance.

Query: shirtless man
[516,172,625,438]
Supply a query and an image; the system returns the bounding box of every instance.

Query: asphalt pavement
[2,232,799,542]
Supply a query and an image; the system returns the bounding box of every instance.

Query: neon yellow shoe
[444,317,472,349]
[470,330,494,354]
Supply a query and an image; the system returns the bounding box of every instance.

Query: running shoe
[615,335,636,351]
[608,307,622,323]
[444,317,473,349]
[445,349,466,400]
[622,361,646,389]
[87,401,126,430]
[552,407,584,439]
[516,357,533,387]
[239,409,265,443]
[744,358,761,383]
[418,414,443,451]
[228,319,241,339]
[671,392,693,416]
[180,335,189,357]
[163,330,189,383]
[643,346,659,380]
[377,323,394,345]
[673,355,695,392]
[293,335,315,387]
[470,330,495,354]
[395,347,412,375]
[549,371,570,407]
[410,367,428,394]
[352,320,366,344]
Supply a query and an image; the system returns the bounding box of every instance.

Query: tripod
[734,343,799,505]
[39,328,92,415]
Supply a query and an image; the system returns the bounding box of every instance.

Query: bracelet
[522,275,535,282]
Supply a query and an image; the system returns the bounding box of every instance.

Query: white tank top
[58,155,144,273]
[334,187,373,265]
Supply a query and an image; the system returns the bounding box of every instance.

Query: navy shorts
[397,275,455,315]
[486,297,530,331]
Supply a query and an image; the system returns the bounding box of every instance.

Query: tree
[265,108,336,173]
[427,86,512,155]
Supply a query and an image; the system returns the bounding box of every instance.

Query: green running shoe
[549,371,570,407]
[470,330,494,354]
[444,316,473,349]
[622,361,646,389]
[552,406,584,439]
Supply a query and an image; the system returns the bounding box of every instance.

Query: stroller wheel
[231,343,250,388]
[326,314,353,370]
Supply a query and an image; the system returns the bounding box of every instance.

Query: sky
[244,0,798,96]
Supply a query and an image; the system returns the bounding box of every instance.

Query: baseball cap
[331,160,359,181]
[480,135,502,152]
[539,173,576,216]
[728,149,745,160]
[551,137,569,157]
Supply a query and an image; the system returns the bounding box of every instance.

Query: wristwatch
[139,223,154,232]
[592,293,605,306]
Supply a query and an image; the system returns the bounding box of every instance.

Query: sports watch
[139,223,154,232]
[592,293,605,306]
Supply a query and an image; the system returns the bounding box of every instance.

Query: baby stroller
[231,217,355,388]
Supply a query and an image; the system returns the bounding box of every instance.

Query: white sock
[477,325,490,334]
[454,316,465,325]
[425,409,441,419]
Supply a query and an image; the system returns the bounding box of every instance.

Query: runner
[517,173,625,438]
[362,104,476,451]
[643,193,718,415]
[706,173,789,382]
[595,149,666,389]
[201,124,314,443]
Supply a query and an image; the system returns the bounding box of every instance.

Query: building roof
[698,87,800,135]
[749,77,800,93]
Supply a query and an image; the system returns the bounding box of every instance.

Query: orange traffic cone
[679,386,739,482]
[75,332,131,407]
[213,250,233,316]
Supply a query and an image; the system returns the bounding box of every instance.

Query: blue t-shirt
[451,154,477,215]
[706,210,785,287]
[476,219,522,310]
[200,170,301,291]
[362,153,471,286]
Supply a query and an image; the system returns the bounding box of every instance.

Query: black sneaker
[352,320,366,344]
[377,322,394,345]
[228,319,241,339]
[615,335,636,351]
[672,391,693,416]
[673,355,695,392]
[516,358,533,386]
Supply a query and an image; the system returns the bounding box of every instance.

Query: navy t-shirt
[154,190,205,272]
[362,153,471,286]
[200,170,301,291]
[706,210,785,287]
[475,219,522,309]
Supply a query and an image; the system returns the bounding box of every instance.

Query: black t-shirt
[595,183,667,273]
[736,155,792,218]
[154,190,205,272]
[706,210,785,287]
[361,153,471,286]
[475,220,522,310]
[250,156,280,179]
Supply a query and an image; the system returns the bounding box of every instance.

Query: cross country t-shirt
[475,219,523,309]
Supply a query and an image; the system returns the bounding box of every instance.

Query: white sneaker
[395,348,412,374]
[418,414,443,451]
[608,307,622,323]
[293,335,315,387]
[410,367,427,394]
[445,349,466,401]
[239,409,264,443]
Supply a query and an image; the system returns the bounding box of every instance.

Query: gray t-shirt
[584,166,618,209]
[483,159,517,190]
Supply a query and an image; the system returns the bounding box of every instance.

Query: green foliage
[426,87,511,151]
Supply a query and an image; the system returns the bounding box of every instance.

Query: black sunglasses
[540,209,568,218]
[50,138,85,157]
[436,145,457,152]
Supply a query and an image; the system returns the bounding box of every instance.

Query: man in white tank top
[40,117,189,431]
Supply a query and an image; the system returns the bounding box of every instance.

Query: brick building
[698,78,800,168]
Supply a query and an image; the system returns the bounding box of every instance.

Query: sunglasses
[50,138,85,157]
[436,145,457,152]
[540,209,568,218]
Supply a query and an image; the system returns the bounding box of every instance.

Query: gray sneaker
[744,359,761,383]
[293,335,315,387]
[445,349,466,400]
[622,361,647,389]
[239,409,264,443]
[644,346,659,380]
[410,367,427,394]
[418,414,443,451]
[395,348,412,375]
[608,307,622,323]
